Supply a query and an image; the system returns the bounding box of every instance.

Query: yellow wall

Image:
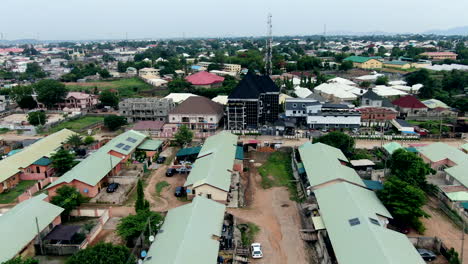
[354,59,383,69]
[193,184,227,202]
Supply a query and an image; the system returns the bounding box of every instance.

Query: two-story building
[343,56,383,69]
[58,92,99,110]
[168,96,224,132]
[119,98,175,123]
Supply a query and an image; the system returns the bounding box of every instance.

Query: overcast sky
[1,0,467,40]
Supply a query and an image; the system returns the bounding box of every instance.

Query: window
[369,218,380,226]
[207,194,212,199]
[172,117,175,121]
[198,117,205,122]
[293,110,296,114]
[292,104,297,108]
[302,104,306,108]
[349,218,360,226]
[192,189,195,195]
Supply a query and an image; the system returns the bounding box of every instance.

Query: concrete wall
[0,173,20,193]
[191,184,228,202]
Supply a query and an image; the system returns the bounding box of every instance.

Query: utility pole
[36,217,44,255]
[461,217,465,264]
[264,13,273,76]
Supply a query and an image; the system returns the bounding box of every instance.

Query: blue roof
[191,65,202,70]
[7,149,23,156]
[32,157,52,166]
[462,202,468,210]
[235,146,244,160]
[363,180,384,191]
[176,146,202,157]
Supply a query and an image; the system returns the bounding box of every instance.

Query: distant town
[0,33,467,264]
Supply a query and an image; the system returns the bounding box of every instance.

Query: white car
[251,243,263,259]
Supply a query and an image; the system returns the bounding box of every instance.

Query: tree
[135,179,150,212]
[50,148,76,175]
[389,149,431,189]
[66,134,83,149]
[168,78,191,93]
[50,185,86,216]
[10,85,35,108]
[27,111,47,126]
[339,60,353,71]
[99,69,111,78]
[99,90,119,108]
[104,115,127,131]
[18,96,38,110]
[375,76,389,85]
[313,131,355,157]
[117,210,163,245]
[34,79,67,108]
[447,248,461,264]
[25,62,47,79]
[66,243,132,264]
[405,69,430,86]
[377,177,429,233]
[174,125,193,146]
[360,81,371,88]
[3,257,39,264]
[83,136,95,145]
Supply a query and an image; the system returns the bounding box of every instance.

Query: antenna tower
[265,13,273,75]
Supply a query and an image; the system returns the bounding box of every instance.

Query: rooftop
[229,73,279,100]
[185,71,224,85]
[170,96,224,115]
[392,95,427,109]
[344,56,382,63]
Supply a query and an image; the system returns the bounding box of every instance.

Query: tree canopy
[313,131,355,157]
[50,185,86,216]
[99,90,119,108]
[117,210,163,245]
[27,111,47,126]
[34,79,68,108]
[389,149,431,189]
[50,148,76,175]
[135,179,150,213]
[104,115,127,131]
[2,257,39,264]
[65,243,132,264]
[174,125,193,146]
[66,134,83,149]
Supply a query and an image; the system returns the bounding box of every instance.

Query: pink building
[59,92,99,110]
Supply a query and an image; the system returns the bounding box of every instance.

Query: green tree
[313,131,355,157]
[17,96,38,110]
[360,81,371,88]
[65,243,133,264]
[50,148,76,175]
[447,248,461,264]
[104,115,127,131]
[99,90,119,108]
[83,136,95,145]
[135,179,150,213]
[66,134,83,149]
[10,85,35,108]
[339,60,353,71]
[117,210,163,245]
[99,69,111,78]
[168,78,191,93]
[34,79,67,108]
[375,76,389,85]
[50,185,86,216]
[2,257,39,264]
[389,149,431,188]
[405,69,430,86]
[25,62,47,79]
[27,111,47,126]
[377,177,429,233]
[174,125,193,146]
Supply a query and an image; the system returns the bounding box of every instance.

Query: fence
[17,177,59,202]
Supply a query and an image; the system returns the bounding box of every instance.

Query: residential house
[184,132,238,203]
[392,95,428,118]
[144,196,225,264]
[306,103,361,129]
[198,62,241,73]
[0,194,63,262]
[131,120,165,137]
[119,98,175,123]
[391,119,415,133]
[421,52,457,61]
[343,56,383,69]
[295,142,425,264]
[226,73,280,130]
[164,93,198,104]
[58,92,99,110]
[168,96,224,132]
[360,89,394,108]
[185,71,224,88]
[0,129,75,193]
[46,130,149,198]
[357,107,398,127]
[382,60,412,69]
[138,67,160,78]
[314,82,363,102]
[285,98,321,125]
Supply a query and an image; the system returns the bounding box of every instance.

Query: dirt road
[228,153,309,264]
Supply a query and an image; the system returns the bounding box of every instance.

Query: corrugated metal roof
[419,142,467,165]
[363,180,384,191]
[32,157,52,166]
[382,142,403,155]
[184,132,237,191]
[0,194,64,262]
[235,146,244,160]
[137,139,163,151]
[47,130,147,189]
[176,146,202,157]
[0,129,76,183]
[445,191,468,201]
[315,182,424,264]
[144,196,225,264]
[298,142,365,188]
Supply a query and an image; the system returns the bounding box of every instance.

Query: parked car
[156,156,166,164]
[174,186,185,197]
[388,220,410,234]
[417,249,436,262]
[251,243,263,259]
[106,183,119,193]
[166,168,177,177]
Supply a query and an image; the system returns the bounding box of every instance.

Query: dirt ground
[228,151,310,264]
[409,196,467,263]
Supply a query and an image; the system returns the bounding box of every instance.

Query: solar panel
[126,137,137,143]
[348,218,360,226]
[369,218,380,226]
[123,145,131,151]
[116,143,125,148]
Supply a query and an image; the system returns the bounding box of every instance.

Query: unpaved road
[228,152,309,264]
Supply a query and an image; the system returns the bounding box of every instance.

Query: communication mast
[264,13,273,76]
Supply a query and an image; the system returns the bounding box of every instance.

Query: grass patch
[0,128,10,134]
[0,180,37,204]
[407,120,452,134]
[44,116,104,134]
[155,181,170,196]
[65,78,167,98]
[237,223,260,247]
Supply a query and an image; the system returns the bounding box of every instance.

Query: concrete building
[58,92,99,110]
[119,98,175,123]
[357,107,398,127]
[306,103,361,129]
[168,96,224,132]
[185,71,224,88]
[421,52,458,61]
[382,60,412,69]
[138,67,159,78]
[392,95,428,118]
[198,62,241,73]
[343,56,383,69]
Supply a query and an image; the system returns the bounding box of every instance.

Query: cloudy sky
[1,0,467,40]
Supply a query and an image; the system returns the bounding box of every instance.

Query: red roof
[392,95,427,109]
[185,71,224,85]
[132,121,165,130]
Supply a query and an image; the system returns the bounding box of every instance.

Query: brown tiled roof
[169,96,224,115]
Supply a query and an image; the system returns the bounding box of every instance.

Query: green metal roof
[344,56,382,63]
[32,157,52,166]
[363,180,383,191]
[445,191,468,201]
[419,142,467,165]
[47,130,147,189]
[315,182,425,264]
[445,161,468,188]
[7,149,23,156]
[0,129,76,183]
[145,196,225,264]
[235,146,244,160]
[384,60,409,65]
[298,142,365,188]
[0,194,64,262]
[461,143,468,152]
[137,139,163,151]
[184,132,238,191]
[176,146,202,157]
[382,142,403,155]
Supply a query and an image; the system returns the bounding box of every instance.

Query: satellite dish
[141,250,147,258]
[149,235,155,242]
